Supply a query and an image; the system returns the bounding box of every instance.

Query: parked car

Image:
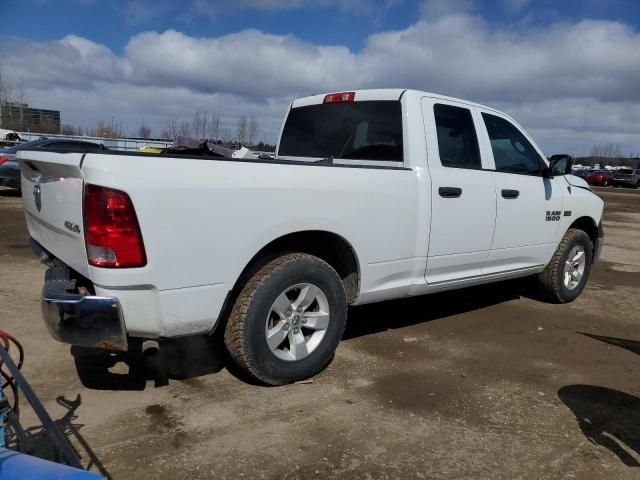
[0,128,23,147]
[611,168,639,188]
[571,169,590,179]
[585,170,616,187]
[19,89,604,385]
[0,139,107,192]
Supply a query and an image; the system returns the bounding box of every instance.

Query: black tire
[535,228,593,304]
[224,253,347,385]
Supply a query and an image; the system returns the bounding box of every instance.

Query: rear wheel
[224,253,347,385]
[535,228,593,303]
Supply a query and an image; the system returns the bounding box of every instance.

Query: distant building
[0,102,61,134]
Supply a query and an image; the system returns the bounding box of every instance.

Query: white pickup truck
[19,89,604,385]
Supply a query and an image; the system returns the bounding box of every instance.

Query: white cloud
[1,12,639,155]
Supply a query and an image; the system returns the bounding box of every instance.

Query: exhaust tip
[141,339,160,356]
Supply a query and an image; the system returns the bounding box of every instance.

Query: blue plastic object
[0,448,103,479]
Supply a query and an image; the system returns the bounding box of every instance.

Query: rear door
[477,111,564,274]
[422,98,497,284]
[18,150,90,277]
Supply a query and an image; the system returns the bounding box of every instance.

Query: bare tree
[207,115,221,142]
[138,124,152,139]
[0,69,13,107]
[160,128,173,141]
[220,126,231,146]
[0,69,15,129]
[61,124,77,135]
[591,142,623,165]
[15,78,26,104]
[248,116,258,147]
[236,116,248,146]
[95,120,123,138]
[0,77,29,131]
[165,118,179,139]
[192,110,210,140]
[177,120,192,139]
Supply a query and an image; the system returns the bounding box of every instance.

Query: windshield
[278,101,403,162]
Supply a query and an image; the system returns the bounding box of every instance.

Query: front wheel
[224,253,347,385]
[535,228,593,303]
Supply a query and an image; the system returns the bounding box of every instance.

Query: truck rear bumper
[42,267,128,351]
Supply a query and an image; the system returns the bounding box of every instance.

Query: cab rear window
[278,101,403,162]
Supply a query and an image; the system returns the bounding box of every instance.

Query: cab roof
[291,88,497,113]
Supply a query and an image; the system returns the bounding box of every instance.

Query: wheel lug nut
[284,324,290,330]
[301,318,307,324]
[293,327,299,334]
[297,307,303,312]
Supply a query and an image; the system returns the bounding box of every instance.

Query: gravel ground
[1,186,639,479]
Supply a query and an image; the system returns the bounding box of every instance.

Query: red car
[585,170,616,187]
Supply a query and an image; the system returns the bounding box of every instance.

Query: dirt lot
[1,186,639,479]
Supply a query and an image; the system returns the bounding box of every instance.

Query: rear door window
[433,104,481,169]
[278,101,403,162]
[45,142,102,152]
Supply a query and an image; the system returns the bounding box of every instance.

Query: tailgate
[18,150,90,278]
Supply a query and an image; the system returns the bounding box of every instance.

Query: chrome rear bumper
[42,267,128,351]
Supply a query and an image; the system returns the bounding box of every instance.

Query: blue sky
[1,0,639,154]
[4,0,640,53]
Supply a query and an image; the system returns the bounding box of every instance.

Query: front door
[422,98,497,284]
[477,111,565,274]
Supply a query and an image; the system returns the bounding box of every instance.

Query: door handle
[439,187,462,198]
[501,189,520,199]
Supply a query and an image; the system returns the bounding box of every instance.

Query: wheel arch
[215,231,360,332]
[567,216,600,261]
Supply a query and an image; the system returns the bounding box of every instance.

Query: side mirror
[547,154,574,178]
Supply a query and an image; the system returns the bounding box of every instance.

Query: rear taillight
[323,92,355,104]
[0,156,7,165]
[83,184,146,268]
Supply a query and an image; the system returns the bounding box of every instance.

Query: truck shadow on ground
[71,334,227,390]
[343,279,525,340]
[559,385,640,467]
[559,333,640,467]
[71,279,527,390]
[579,332,640,357]
[17,394,112,478]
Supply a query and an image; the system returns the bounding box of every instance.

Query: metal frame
[0,346,83,469]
